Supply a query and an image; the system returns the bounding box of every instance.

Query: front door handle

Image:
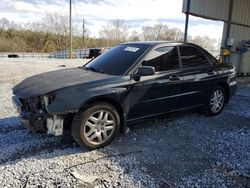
[169,75,180,81]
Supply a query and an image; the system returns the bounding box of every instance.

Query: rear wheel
[205,86,226,116]
[71,102,120,149]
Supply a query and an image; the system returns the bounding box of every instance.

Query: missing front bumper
[20,115,64,136]
[20,114,47,133]
[12,96,64,136]
[12,96,22,113]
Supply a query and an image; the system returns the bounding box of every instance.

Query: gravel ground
[0,58,249,187]
[0,58,87,84]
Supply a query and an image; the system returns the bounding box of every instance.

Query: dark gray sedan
[12,41,237,149]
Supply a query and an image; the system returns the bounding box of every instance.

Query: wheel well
[80,97,126,132]
[217,82,230,103]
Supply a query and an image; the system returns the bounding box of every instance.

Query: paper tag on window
[124,46,139,52]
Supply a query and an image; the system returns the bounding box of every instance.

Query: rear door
[177,45,216,108]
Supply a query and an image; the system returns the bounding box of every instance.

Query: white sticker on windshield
[124,46,139,52]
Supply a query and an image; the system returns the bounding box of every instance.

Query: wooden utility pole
[82,19,85,48]
[69,0,73,59]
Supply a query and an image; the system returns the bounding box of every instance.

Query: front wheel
[71,102,120,149]
[205,86,226,116]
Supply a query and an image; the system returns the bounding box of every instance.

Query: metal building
[182,0,250,74]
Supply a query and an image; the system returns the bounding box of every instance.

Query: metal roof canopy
[182,0,250,45]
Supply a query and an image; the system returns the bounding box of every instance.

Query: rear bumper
[229,81,237,98]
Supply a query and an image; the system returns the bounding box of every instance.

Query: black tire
[204,86,226,116]
[71,102,120,149]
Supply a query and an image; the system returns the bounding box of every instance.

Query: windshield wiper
[83,66,105,74]
[85,67,98,72]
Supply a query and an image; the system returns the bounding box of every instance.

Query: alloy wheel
[210,89,224,113]
[83,110,115,145]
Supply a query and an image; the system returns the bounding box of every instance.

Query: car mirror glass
[137,66,155,76]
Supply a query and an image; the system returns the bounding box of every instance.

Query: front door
[128,46,183,120]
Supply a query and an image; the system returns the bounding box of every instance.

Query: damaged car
[12,41,237,149]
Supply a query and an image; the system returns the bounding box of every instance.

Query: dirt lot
[0,58,249,187]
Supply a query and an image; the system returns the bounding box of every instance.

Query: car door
[176,45,217,108]
[128,46,184,120]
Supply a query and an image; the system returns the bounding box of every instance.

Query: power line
[73,0,78,17]
[59,0,66,16]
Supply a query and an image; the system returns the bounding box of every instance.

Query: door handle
[169,75,180,81]
[207,71,216,75]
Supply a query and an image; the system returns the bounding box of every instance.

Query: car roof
[123,41,199,48]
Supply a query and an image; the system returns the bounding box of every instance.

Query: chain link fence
[0,48,110,59]
[0,52,51,58]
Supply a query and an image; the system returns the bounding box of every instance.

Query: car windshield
[84,44,149,75]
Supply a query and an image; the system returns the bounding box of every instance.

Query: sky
[0,0,224,40]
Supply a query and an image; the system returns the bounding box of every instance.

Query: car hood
[13,67,114,98]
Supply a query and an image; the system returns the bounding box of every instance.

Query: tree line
[0,13,219,53]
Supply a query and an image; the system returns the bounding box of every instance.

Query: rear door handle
[207,71,216,75]
[169,75,180,81]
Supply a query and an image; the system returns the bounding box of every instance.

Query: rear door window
[179,46,210,69]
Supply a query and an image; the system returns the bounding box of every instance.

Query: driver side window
[142,46,179,72]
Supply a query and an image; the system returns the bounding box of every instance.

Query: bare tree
[0,16,218,54]
[129,30,141,41]
[142,24,184,41]
[112,20,128,41]
[99,19,129,47]
[41,12,70,51]
[142,24,168,40]
[164,28,183,41]
[141,26,155,41]
[153,23,168,40]
[189,35,217,51]
[0,18,10,31]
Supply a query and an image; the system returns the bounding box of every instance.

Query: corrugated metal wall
[230,25,250,42]
[231,0,250,26]
[182,0,230,21]
[182,0,250,43]
[183,0,250,27]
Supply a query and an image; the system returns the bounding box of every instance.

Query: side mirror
[132,66,155,81]
[137,66,155,76]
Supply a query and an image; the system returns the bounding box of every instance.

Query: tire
[71,102,120,149]
[204,86,226,116]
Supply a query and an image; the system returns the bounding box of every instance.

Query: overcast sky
[0,0,224,39]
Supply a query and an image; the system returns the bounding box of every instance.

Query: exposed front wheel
[71,102,120,149]
[205,86,226,116]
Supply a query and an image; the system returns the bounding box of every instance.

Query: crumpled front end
[12,95,64,136]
